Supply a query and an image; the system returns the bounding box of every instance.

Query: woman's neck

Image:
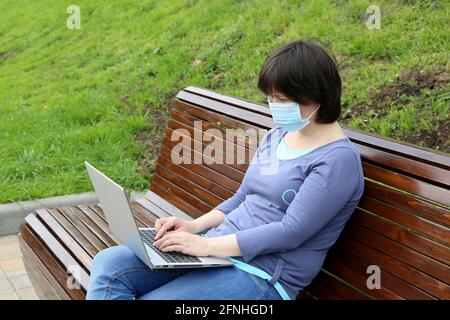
[283,122,346,150]
[294,121,343,140]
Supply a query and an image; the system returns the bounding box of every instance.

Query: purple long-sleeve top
[205,126,365,299]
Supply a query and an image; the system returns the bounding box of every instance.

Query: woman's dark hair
[258,39,342,124]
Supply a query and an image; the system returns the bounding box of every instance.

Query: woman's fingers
[154,217,168,232]
[155,218,175,240]
[161,245,184,253]
[155,233,181,250]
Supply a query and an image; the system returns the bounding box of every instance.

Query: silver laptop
[85,161,233,269]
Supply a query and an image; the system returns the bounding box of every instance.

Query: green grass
[0,0,449,203]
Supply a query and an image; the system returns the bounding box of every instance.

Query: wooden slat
[357,143,450,188]
[364,180,450,228]
[362,162,450,207]
[78,204,121,245]
[155,164,223,207]
[343,126,450,169]
[151,175,212,215]
[344,223,449,284]
[177,91,275,129]
[322,257,403,299]
[69,206,117,247]
[303,271,371,300]
[19,222,85,299]
[130,201,158,227]
[143,191,195,221]
[171,108,259,154]
[56,207,108,251]
[36,209,93,271]
[24,214,90,292]
[173,101,265,147]
[358,196,450,246]
[164,126,249,173]
[351,209,450,266]
[172,101,268,150]
[150,182,204,219]
[46,208,98,258]
[167,118,253,165]
[160,145,240,192]
[297,291,316,300]
[303,279,346,300]
[19,234,62,300]
[157,154,234,200]
[134,197,172,219]
[327,243,436,299]
[162,132,246,182]
[86,203,107,222]
[335,234,450,299]
[184,86,272,117]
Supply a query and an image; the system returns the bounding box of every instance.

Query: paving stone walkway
[0,234,39,300]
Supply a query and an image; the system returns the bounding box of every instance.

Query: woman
[86,40,365,300]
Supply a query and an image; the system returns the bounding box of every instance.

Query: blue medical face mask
[267,95,320,132]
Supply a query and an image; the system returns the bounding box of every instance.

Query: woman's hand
[154,216,198,240]
[152,231,211,257]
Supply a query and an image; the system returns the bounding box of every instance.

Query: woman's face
[270,92,291,103]
[268,91,320,122]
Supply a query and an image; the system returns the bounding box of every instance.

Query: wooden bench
[18,86,450,300]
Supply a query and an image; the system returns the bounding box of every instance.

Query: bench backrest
[151,86,450,300]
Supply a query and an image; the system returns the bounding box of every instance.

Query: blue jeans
[86,245,283,300]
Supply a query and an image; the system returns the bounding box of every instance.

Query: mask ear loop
[305,105,320,121]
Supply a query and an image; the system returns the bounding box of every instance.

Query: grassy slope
[0,0,448,203]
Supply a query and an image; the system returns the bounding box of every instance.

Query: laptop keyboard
[139,229,202,264]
